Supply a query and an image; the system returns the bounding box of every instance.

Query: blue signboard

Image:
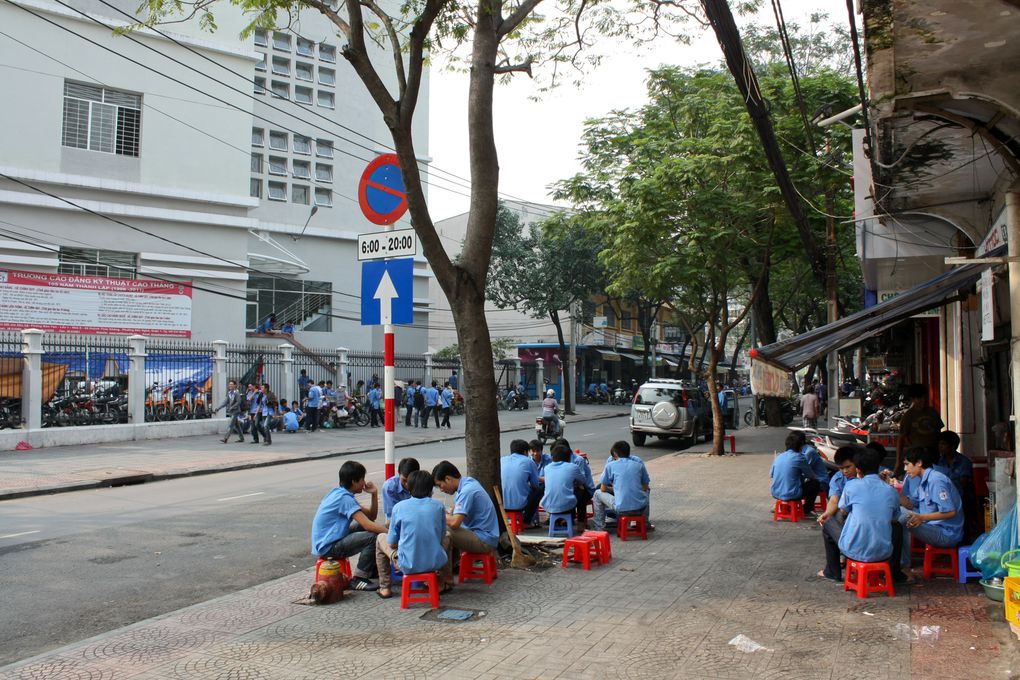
[361,257,414,325]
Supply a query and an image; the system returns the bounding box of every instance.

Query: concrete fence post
[20,329,44,430]
[458,359,465,394]
[212,340,228,411]
[280,344,295,405]
[513,358,522,394]
[337,347,349,392]
[424,351,434,387]
[127,335,147,425]
[536,359,545,399]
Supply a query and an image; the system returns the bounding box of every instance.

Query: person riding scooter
[542,389,561,437]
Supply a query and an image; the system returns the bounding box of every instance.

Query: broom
[493,486,536,568]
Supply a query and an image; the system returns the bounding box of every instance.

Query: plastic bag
[972,502,1018,580]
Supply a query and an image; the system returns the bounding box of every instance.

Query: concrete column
[458,359,465,394]
[127,335,147,425]
[280,344,295,405]
[513,357,522,395]
[212,340,228,411]
[337,347,349,391]
[424,351,434,386]
[20,329,44,430]
[1005,187,1020,518]
[536,359,545,396]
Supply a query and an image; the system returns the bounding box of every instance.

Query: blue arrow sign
[361,258,414,325]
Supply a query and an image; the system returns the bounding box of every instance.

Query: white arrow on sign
[373,269,399,324]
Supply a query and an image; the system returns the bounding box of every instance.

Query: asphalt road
[0,414,694,666]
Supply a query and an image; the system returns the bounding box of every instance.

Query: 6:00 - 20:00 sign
[361,234,414,255]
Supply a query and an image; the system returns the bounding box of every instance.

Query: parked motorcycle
[743,397,796,426]
[506,390,529,411]
[0,398,21,429]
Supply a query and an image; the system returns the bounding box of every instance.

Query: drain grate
[420,607,485,623]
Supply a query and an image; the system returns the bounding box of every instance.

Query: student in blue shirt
[423,381,440,428]
[382,457,419,520]
[801,439,831,504]
[375,470,452,599]
[935,430,972,496]
[283,404,300,433]
[305,381,323,432]
[404,382,417,426]
[819,446,906,582]
[433,460,499,554]
[311,461,387,591]
[552,437,598,529]
[368,383,382,428]
[439,382,454,429]
[542,445,587,526]
[899,447,964,548]
[501,439,542,528]
[816,445,860,578]
[592,441,650,532]
[529,439,553,479]
[257,383,279,446]
[769,431,819,515]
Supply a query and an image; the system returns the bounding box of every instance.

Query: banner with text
[0,269,192,337]
[750,359,791,397]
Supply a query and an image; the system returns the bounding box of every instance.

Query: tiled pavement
[2,433,1017,679]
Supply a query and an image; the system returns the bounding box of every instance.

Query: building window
[246,277,331,332]
[269,130,287,151]
[292,184,309,205]
[295,62,313,81]
[254,77,266,95]
[254,28,268,47]
[295,86,313,105]
[296,37,315,57]
[316,91,334,109]
[315,139,333,158]
[252,127,264,146]
[270,81,289,99]
[255,53,267,71]
[315,163,333,183]
[271,56,290,76]
[293,135,311,155]
[319,44,336,63]
[250,178,262,198]
[292,160,311,179]
[314,188,332,207]
[251,153,263,173]
[62,82,141,157]
[267,181,286,201]
[58,247,136,279]
[272,32,291,51]
[268,156,287,176]
[318,67,335,86]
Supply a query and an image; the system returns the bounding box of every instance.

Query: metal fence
[35,334,132,427]
[224,344,284,396]
[0,331,22,428]
[145,339,215,421]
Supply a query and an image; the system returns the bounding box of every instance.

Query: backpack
[414,388,425,409]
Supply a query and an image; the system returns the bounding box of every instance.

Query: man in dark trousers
[213,380,245,443]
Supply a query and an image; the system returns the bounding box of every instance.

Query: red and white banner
[0,269,192,337]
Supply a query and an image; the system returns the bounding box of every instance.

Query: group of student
[500,437,653,534]
[770,427,970,584]
[214,380,306,445]
[403,380,457,429]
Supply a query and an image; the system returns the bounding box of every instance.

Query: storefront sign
[0,269,192,337]
[878,290,939,318]
[865,356,887,372]
[750,359,791,397]
[981,269,995,341]
[976,207,1008,257]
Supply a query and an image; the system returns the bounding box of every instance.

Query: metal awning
[751,263,989,372]
[617,351,644,362]
[594,349,620,361]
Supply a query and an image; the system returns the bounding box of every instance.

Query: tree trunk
[550,309,573,414]
[707,345,726,455]
[730,322,750,377]
[679,335,691,378]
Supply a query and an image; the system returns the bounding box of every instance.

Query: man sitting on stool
[899,446,964,550]
[591,441,649,532]
[432,460,500,555]
[501,439,542,529]
[770,431,820,516]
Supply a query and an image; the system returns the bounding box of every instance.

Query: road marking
[0,530,40,539]
[217,492,265,502]
[583,433,596,437]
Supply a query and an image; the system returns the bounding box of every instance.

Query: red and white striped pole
[383,222,395,480]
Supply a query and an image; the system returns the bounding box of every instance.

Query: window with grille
[316,91,334,109]
[268,156,287,175]
[267,181,286,201]
[318,67,335,86]
[252,127,264,146]
[297,37,315,57]
[254,29,268,47]
[315,139,333,158]
[293,135,311,155]
[315,163,333,183]
[58,247,137,278]
[296,62,313,81]
[255,53,266,71]
[292,160,310,179]
[62,82,141,157]
[314,188,332,207]
[271,56,290,76]
[295,86,312,105]
[270,81,289,99]
[292,184,309,205]
[319,44,336,63]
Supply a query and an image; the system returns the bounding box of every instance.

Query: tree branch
[498,0,544,39]
[402,0,445,126]
[493,57,534,75]
[358,0,407,96]
[339,0,398,125]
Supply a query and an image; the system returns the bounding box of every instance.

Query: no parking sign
[358,154,408,225]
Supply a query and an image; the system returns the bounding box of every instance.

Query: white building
[0,0,431,351]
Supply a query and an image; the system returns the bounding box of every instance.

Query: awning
[618,352,644,362]
[594,348,620,361]
[751,263,989,372]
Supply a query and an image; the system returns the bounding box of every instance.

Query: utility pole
[568,300,578,413]
[825,182,840,423]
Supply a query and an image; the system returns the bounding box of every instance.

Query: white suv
[630,379,713,447]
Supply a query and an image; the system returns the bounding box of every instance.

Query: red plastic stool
[505,511,525,535]
[582,530,612,563]
[844,560,894,599]
[721,434,736,453]
[923,544,959,579]
[458,551,498,585]
[400,572,440,609]
[911,536,926,558]
[617,515,647,541]
[814,492,829,512]
[315,556,352,580]
[562,536,598,570]
[773,499,804,523]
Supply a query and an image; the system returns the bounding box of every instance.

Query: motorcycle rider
[542,389,561,437]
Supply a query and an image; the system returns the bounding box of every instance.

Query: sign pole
[383,222,396,481]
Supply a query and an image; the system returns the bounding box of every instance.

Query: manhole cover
[420,607,485,623]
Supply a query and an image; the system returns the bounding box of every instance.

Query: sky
[426,0,827,221]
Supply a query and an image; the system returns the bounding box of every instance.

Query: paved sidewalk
[2,427,1015,679]
[0,405,628,501]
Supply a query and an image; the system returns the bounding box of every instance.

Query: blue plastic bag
[972,503,1018,580]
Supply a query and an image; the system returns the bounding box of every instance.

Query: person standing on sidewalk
[440,381,454,429]
[249,384,266,444]
[305,381,323,432]
[258,383,279,446]
[404,381,417,427]
[800,386,820,428]
[213,380,245,443]
[298,369,311,404]
[368,382,382,427]
[413,381,426,427]
[311,461,386,591]
[422,381,440,428]
[432,461,499,555]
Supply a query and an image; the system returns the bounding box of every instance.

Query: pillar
[20,329,43,430]
[424,351,433,386]
[513,357,522,395]
[280,343,295,405]
[1005,187,1020,518]
[127,335,147,425]
[212,340,228,411]
[536,358,545,398]
[336,347,349,391]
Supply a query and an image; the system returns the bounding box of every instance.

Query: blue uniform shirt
[570,452,596,494]
[440,387,453,408]
[542,461,585,513]
[283,411,299,431]
[454,476,499,547]
[368,387,381,409]
[248,390,262,414]
[828,470,848,500]
[311,487,362,556]
[533,452,553,479]
[801,445,830,489]
[838,475,900,562]
[424,387,439,407]
[382,474,412,518]
[770,450,813,501]
[387,497,447,574]
[306,385,322,408]
[912,467,965,545]
[935,453,973,495]
[501,453,540,511]
[600,457,650,513]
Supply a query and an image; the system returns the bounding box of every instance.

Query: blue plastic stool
[958,545,981,583]
[391,565,404,584]
[549,512,573,538]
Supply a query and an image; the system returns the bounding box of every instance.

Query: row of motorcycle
[0,385,134,429]
[579,382,636,405]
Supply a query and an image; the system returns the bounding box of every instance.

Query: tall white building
[0,0,431,350]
